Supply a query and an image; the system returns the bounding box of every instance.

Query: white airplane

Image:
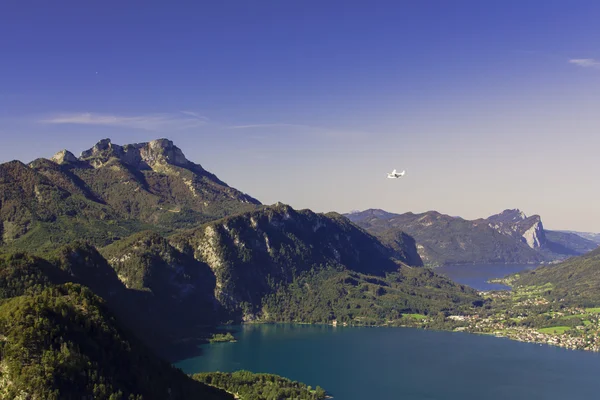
[387,169,405,179]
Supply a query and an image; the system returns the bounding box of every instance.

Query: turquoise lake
[175,324,600,400]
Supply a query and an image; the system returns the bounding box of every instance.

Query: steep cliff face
[348,208,594,266]
[79,138,193,170]
[92,204,473,327]
[486,210,547,249]
[520,217,546,248]
[100,231,223,323]
[169,204,409,316]
[347,209,550,266]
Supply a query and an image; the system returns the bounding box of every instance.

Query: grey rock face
[79,138,192,169]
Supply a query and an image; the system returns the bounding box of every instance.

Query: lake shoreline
[176,322,600,400]
[230,314,600,354]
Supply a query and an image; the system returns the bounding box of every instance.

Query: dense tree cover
[0,284,232,400]
[1,200,489,348]
[5,217,155,256]
[0,252,66,299]
[169,204,419,316]
[1,139,521,399]
[193,371,327,400]
[209,332,236,343]
[0,160,158,255]
[510,247,600,306]
[261,266,482,325]
[100,231,215,293]
[0,247,331,399]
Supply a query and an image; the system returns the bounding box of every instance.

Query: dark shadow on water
[162,338,207,364]
[163,326,244,363]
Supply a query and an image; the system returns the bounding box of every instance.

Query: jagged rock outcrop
[79,138,192,170]
[486,208,527,224]
[167,204,414,316]
[51,149,78,164]
[0,138,260,252]
[486,209,546,249]
[101,231,219,308]
[485,210,597,255]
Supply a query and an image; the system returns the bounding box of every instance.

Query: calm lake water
[175,324,600,400]
[435,263,539,291]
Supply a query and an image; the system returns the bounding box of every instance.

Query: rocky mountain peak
[80,138,113,156]
[138,138,190,167]
[487,209,527,224]
[485,209,546,249]
[79,138,192,169]
[50,149,78,165]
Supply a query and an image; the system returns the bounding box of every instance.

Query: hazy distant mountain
[556,230,600,245]
[346,208,598,266]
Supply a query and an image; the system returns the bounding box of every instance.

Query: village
[447,290,600,352]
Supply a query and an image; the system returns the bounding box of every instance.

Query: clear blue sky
[1,1,599,231]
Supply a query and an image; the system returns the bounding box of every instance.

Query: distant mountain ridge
[346,208,598,266]
[556,230,600,245]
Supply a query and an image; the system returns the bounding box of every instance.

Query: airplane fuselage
[387,169,405,179]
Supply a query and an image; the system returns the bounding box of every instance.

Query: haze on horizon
[1,1,599,232]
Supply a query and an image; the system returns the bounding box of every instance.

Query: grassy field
[512,283,554,301]
[585,307,600,313]
[563,314,586,319]
[538,326,571,335]
[403,313,427,320]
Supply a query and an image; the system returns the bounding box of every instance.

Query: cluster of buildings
[451,305,600,352]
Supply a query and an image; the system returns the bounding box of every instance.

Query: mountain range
[1,138,259,253]
[0,138,484,399]
[346,208,598,266]
[2,137,599,399]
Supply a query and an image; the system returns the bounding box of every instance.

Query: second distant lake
[434,263,539,291]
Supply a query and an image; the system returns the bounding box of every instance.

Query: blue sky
[1,1,600,231]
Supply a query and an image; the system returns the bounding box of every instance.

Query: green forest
[194,371,327,400]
